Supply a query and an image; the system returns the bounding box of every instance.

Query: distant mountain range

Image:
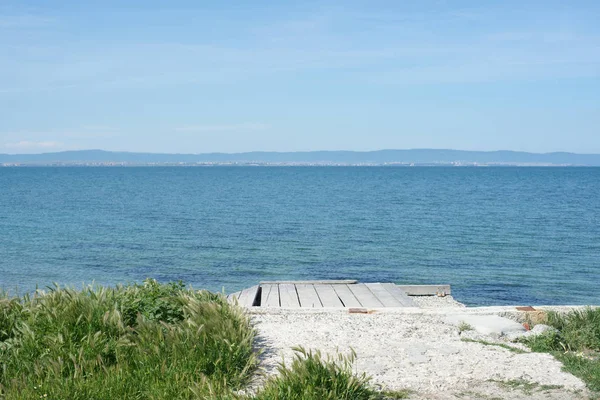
[1,149,600,166]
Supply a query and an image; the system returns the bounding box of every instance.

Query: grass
[0,280,409,400]
[488,378,563,394]
[520,307,600,393]
[253,347,410,400]
[454,391,502,400]
[457,322,474,333]
[0,279,258,399]
[460,338,528,354]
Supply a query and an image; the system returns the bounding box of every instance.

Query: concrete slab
[444,314,526,336]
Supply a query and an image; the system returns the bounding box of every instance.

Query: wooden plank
[262,284,280,307]
[237,285,259,307]
[381,283,418,307]
[313,284,344,307]
[396,285,451,296]
[332,284,362,308]
[295,284,323,308]
[364,283,405,307]
[259,284,271,307]
[279,283,300,308]
[348,283,384,308]
[260,280,358,285]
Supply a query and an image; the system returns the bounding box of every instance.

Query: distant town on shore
[2,149,600,167]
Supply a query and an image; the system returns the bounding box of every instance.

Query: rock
[505,331,527,341]
[444,314,527,336]
[531,324,559,335]
[506,324,559,341]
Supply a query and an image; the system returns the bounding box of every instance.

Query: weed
[454,390,502,400]
[520,330,564,353]
[253,346,408,400]
[458,322,474,333]
[380,388,413,399]
[489,378,563,395]
[460,338,527,354]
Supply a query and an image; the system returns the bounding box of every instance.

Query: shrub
[545,308,600,352]
[521,330,565,353]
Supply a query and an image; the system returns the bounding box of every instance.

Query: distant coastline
[2,149,600,167]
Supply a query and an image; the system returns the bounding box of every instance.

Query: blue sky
[1,1,599,154]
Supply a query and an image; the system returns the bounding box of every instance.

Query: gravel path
[251,308,591,399]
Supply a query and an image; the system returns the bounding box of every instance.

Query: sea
[1,166,599,306]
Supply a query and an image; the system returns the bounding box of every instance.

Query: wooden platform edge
[237,285,261,307]
[397,285,451,296]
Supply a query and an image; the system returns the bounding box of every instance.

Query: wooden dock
[227,280,450,308]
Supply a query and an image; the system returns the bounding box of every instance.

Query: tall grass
[0,279,258,399]
[253,347,409,400]
[521,307,600,392]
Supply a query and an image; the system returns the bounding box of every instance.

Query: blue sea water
[0,167,599,306]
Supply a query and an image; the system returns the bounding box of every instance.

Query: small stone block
[516,306,536,311]
[526,311,548,325]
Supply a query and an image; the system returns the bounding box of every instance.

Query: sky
[1,1,599,154]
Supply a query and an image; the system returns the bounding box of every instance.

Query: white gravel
[250,308,591,399]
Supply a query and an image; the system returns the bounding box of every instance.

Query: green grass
[0,279,258,399]
[457,322,474,333]
[520,307,600,392]
[460,338,528,354]
[253,347,409,400]
[454,391,502,400]
[0,280,409,400]
[488,378,563,394]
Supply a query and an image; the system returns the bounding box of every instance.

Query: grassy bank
[521,307,600,393]
[0,280,404,400]
[0,279,257,399]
